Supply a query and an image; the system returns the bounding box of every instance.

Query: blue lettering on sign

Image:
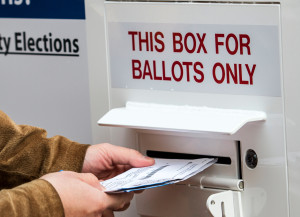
[0,0,85,19]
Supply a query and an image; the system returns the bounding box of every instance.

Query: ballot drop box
[93,1,299,217]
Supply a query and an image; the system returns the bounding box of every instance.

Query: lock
[245,149,258,169]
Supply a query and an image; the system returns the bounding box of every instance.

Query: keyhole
[221,201,226,217]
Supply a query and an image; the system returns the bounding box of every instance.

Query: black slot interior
[237,141,242,179]
[146,150,231,165]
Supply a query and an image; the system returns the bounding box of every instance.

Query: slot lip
[98,101,266,135]
[146,150,232,165]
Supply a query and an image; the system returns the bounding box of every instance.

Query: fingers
[103,210,114,217]
[133,189,144,194]
[102,143,155,168]
[115,202,131,211]
[105,192,134,211]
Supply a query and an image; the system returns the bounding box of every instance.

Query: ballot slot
[146,150,232,165]
[138,132,243,188]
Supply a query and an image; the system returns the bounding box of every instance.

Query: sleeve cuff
[44,138,90,174]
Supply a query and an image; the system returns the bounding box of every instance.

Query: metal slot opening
[146,150,231,165]
[237,141,242,179]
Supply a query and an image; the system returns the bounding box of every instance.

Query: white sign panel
[106,5,281,97]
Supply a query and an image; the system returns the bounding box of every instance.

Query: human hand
[82,143,155,180]
[41,171,134,217]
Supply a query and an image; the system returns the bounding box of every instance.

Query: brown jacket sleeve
[0,110,90,216]
[0,179,64,217]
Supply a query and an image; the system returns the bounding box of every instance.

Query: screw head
[238,180,244,190]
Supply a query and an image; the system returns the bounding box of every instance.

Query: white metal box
[87,0,300,216]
